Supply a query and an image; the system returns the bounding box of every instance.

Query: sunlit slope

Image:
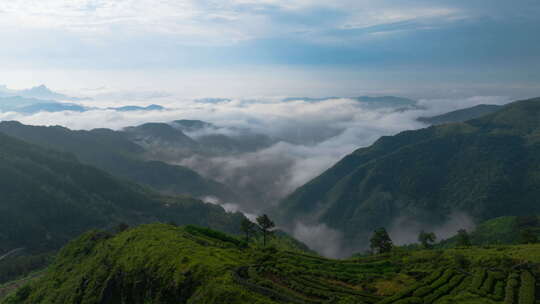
[279,97,540,246]
[5,224,539,304]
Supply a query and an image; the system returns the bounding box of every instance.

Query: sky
[0,0,539,98]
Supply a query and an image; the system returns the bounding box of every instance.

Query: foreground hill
[279,97,540,251]
[0,121,238,201]
[0,132,244,254]
[4,224,539,304]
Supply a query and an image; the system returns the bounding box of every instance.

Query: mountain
[172,119,216,133]
[0,96,87,113]
[0,122,238,202]
[17,103,86,113]
[283,96,419,110]
[109,104,165,112]
[128,120,277,156]
[0,85,85,101]
[194,98,232,103]
[0,133,245,255]
[0,96,61,112]
[439,216,540,247]
[124,122,200,151]
[353,96,419,109]
[283,97,339,102]
[5,223,539,304]
[279,97,540,251]
[418,104,503,125]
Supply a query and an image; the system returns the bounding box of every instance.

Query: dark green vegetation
[418,104,503,125]
[441,216,540,247]
[0,121,238,201]
[370,228,394,254]
[0,131,245,254]
[279,98,540,250]
[4,224,540,304]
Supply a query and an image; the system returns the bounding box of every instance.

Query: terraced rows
[233,250,539,304]
[235,251,389,303]
[379,267,537,304]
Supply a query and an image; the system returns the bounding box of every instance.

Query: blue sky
[0,0,539,98]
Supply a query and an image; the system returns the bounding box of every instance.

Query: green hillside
[0,132,245,255]
[0,121,238,201]
[4,224,539,304]
[440,216,540,247]
[279,97,540,250]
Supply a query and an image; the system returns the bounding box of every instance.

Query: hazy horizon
[0,0,539,99]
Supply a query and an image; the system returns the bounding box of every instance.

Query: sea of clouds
[0,90,514,256]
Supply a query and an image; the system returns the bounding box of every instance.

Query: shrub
[518,270,535,304]
[412,269,454,298]
[184,225,247,248]
[394,297,423,304]
[504,272,519,304]
[452,253,469,269]
[470,269,486,292]
[492,281,505,301]
[480,271,496,294]
[423,274,464,304]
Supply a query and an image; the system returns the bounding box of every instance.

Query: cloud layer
[0,90,519,256]
[0,93,513,210]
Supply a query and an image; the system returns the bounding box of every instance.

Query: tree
[240,218,257,243]
[370,228,393,254]
[256,214,275,246]
[456,229,471,247]
[418,230,437,249]
[115,222,129,234]
[519,228,538,244]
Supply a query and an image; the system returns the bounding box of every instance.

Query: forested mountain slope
[279,97,540,249]
[0,132,244,254]
[418,104,502,125]
[0,121,237,201]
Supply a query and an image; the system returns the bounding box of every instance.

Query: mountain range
[283,96,419,110]
[0,121,238,202]
[0,131,245,255]
[0,85,84,101]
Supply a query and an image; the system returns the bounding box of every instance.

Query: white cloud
[0,0,465,45]
[293,221,345,258]
[0,93,514,214]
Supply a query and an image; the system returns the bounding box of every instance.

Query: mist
[388,212,476,246]
[0,91,516,256]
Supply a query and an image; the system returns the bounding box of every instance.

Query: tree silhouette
[456,229,471,247]
[519,228,538,244]
[256,214,275,246]
[240,218,257,243]
[370,228,393,254]
[115,222,129,234]
[418,230,437,249]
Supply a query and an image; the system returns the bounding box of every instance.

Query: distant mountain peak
[0,84,88,101]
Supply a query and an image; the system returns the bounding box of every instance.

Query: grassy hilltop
[4,224,539,304]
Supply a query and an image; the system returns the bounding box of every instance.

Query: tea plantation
[3,224,539,303]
